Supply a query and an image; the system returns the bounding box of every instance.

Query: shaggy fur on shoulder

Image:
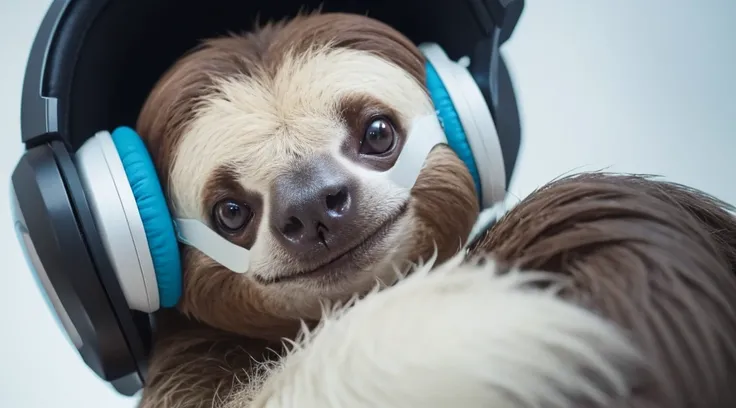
[471,172,736,407]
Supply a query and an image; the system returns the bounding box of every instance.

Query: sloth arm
[224,254,640,408]
[138,256,638,408]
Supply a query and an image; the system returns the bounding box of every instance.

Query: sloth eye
[359,117,396,155]
[212,199,252,233]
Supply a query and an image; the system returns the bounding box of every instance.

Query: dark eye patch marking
[338,94,407,172]
[202,166,264,249]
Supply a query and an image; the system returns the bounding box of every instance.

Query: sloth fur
[134,12,736,408]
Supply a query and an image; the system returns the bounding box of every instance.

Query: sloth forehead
[167,46,433,218]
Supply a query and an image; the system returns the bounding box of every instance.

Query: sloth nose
[270,158,358,252]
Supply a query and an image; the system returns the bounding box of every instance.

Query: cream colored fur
[221,252,640,408]
[168,44,434,294]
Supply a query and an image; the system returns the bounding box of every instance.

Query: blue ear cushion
[424,61,483,205]
[110,126,182,308]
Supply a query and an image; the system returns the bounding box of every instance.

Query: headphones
[11,0,524,396]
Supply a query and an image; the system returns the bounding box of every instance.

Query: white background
[1,1,734,407]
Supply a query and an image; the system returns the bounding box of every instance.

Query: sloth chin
[248,214,419,311]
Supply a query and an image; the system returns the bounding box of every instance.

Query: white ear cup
[419,43,507,208]
[75,131,160,313]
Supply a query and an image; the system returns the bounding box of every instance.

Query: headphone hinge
[23,131,66,151]
[467,0,497,36]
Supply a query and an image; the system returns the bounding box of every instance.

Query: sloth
[135,11,736,408]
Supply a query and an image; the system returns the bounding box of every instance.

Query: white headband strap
[172,114,448,273]
[384,114,448,190]
[173,218,251,273]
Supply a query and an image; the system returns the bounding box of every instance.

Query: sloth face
[138,13,479,339]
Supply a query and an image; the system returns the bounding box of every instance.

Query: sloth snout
[269,156,360,254]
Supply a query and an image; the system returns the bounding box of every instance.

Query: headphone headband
[21,0,523,153]
[13,0,525,395]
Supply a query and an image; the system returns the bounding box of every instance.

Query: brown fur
[411,145,479,262]
[469,172,736,407]
[137,12,478,408]
[138,309,281,408]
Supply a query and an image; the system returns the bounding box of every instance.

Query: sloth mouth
[265,203,409,285]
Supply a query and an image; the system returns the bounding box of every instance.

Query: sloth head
[137,12,480,339]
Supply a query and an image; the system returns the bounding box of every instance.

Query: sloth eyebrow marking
[338,94,405,138]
